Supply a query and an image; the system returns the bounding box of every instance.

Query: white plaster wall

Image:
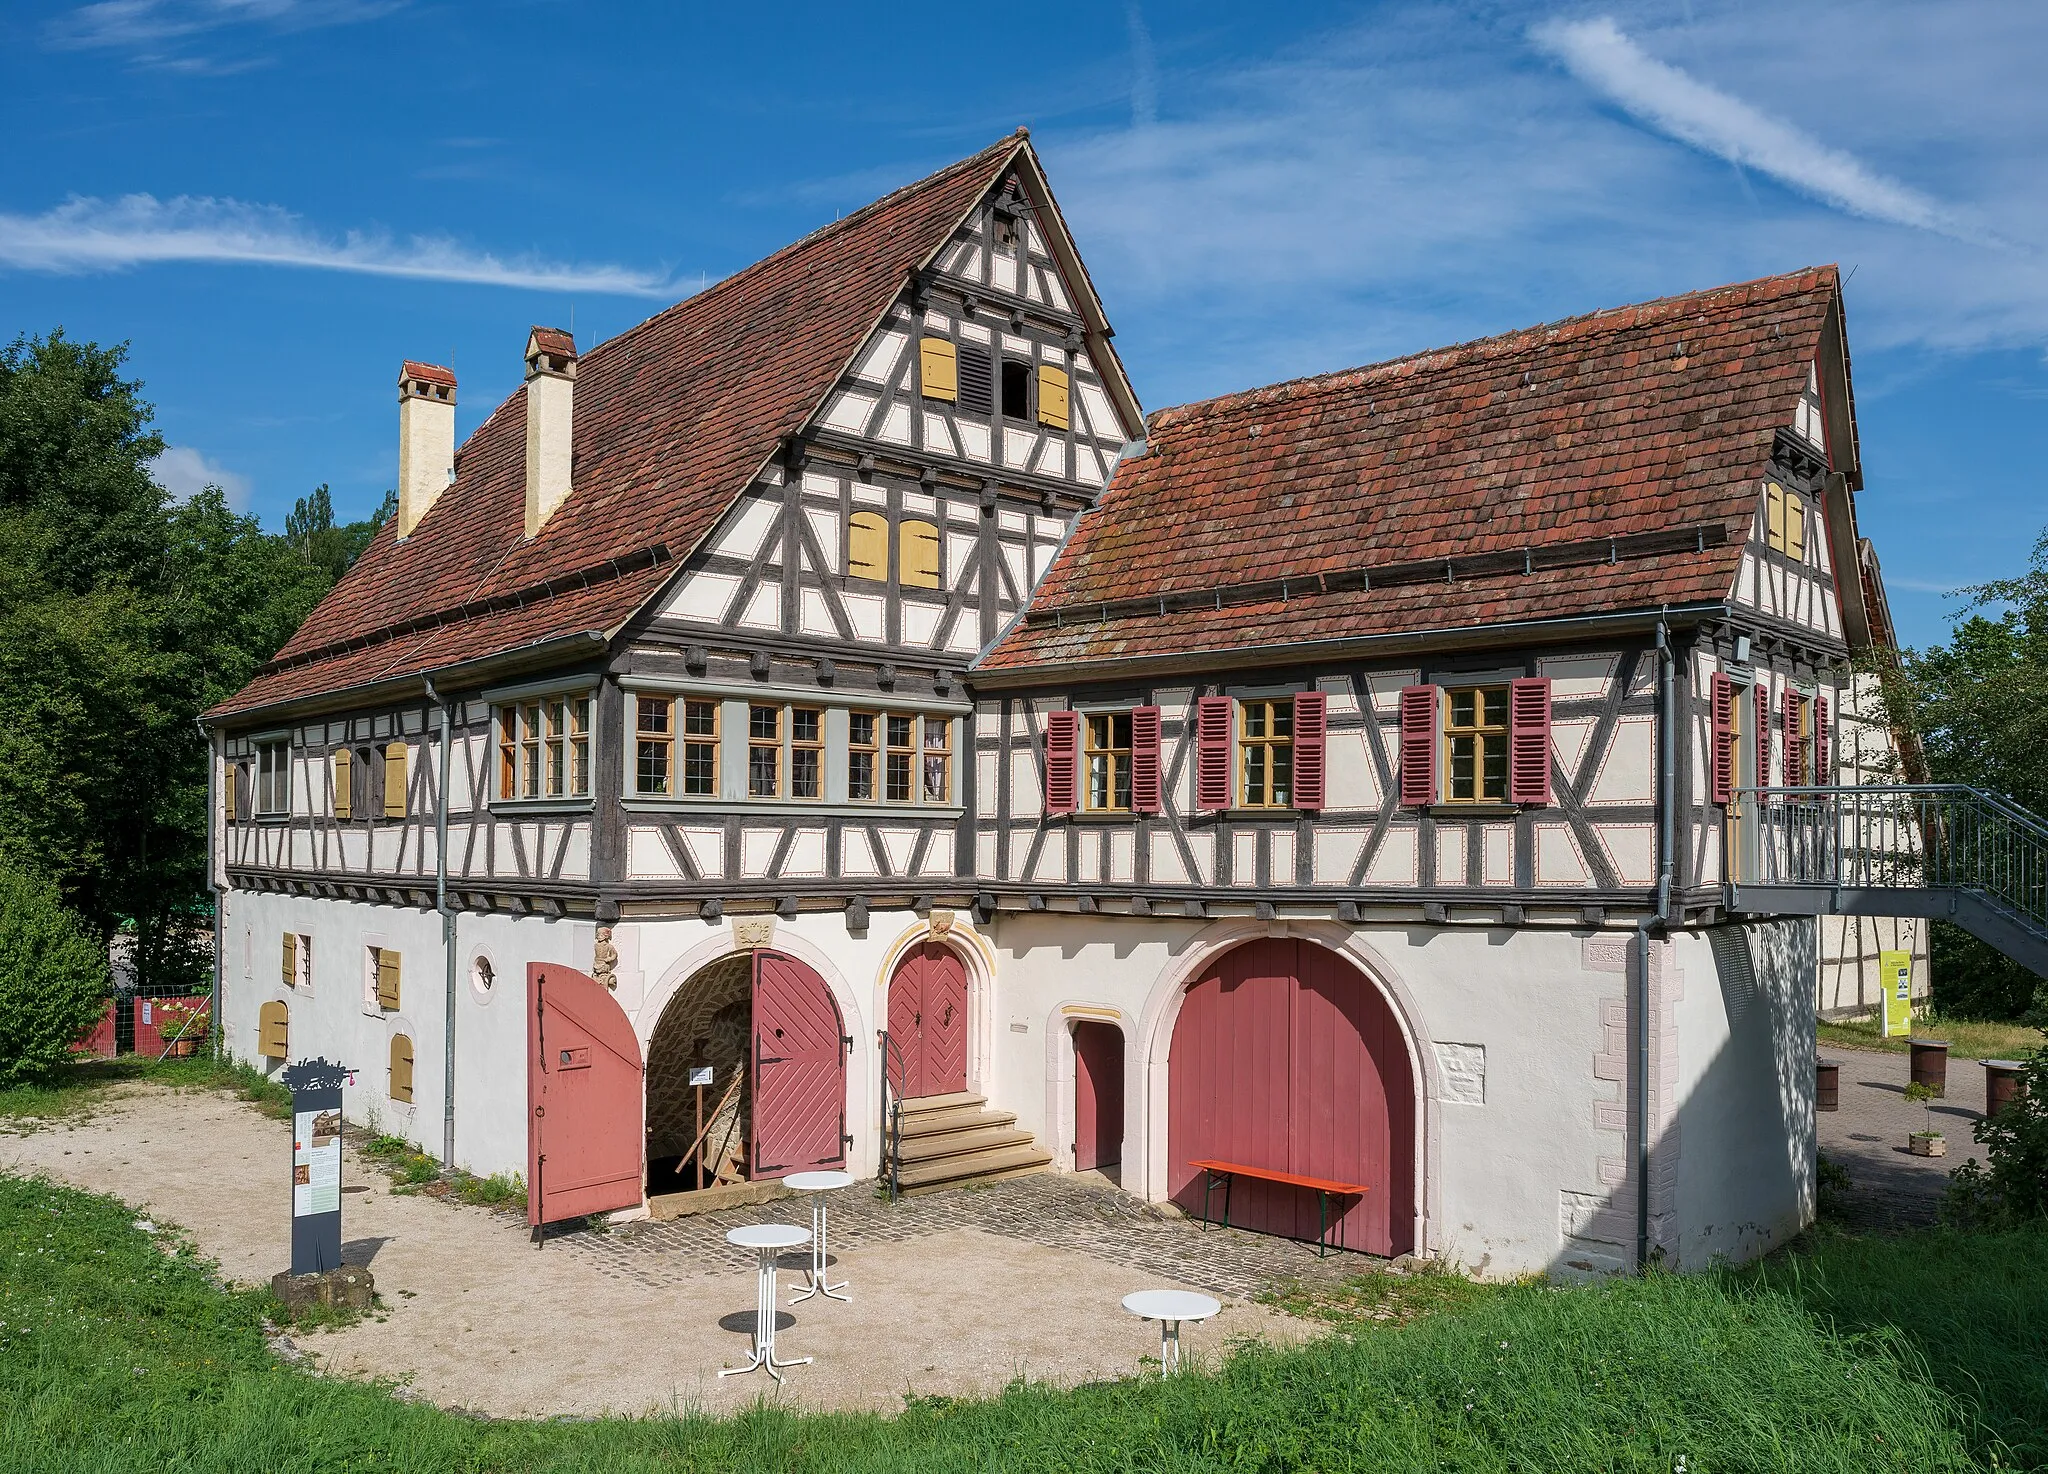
[1670,922,1817,1270]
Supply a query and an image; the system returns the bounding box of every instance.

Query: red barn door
[1167,938,1415,1256]
[527,963,644,1229]
[751,950,848,1178]
[885,942,968,1099]
[1072,1020,1124,1172]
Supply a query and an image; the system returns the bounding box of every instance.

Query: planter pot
[164,1036,199,1058]
[1816,1060,1840,1112]
[1908,1133,1947,1157]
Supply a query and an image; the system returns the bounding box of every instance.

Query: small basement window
[1001,359,1031,421]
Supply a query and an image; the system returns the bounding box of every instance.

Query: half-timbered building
[205,131,1926,1276]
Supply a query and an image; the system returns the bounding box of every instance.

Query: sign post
[1880,951,1913,1038]
[273,1057,373,1312]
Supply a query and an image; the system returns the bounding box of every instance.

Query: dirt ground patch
[0,1086,1311,1417]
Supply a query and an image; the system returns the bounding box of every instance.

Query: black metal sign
[280,1057,348,1275]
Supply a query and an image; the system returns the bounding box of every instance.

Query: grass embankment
[1819,1013,2043,1060]
[0,1054,291,1129]
[5,1170,2035,1473]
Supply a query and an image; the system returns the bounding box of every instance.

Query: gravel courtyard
[0,1085,1323,1418]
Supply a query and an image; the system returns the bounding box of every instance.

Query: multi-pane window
[1085,713,1132,812]
[848,711,879,801]
[497,695,590,800]
[747,705,781,798]
[791,707,823,800]
[1238,700,1293,808]
[682,700,718,796]
[1444,686,1509,803]
[922,716,952,803]
[885,714,916,802]
[635,696,672,794]
[637,696,719,797]
[255,740,290,816]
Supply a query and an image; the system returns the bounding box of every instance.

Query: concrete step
[896,1123,1038,1164]
[897,1104,1020,1141]
[897,1090,983,1118]
[893,1142,1054,1193]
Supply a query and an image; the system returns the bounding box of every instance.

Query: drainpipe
[198,719,222,1060]
[423,676,457,1168]
[1634,619,1677,1270]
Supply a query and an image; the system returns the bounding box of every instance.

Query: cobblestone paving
[561,1171,1384,1301]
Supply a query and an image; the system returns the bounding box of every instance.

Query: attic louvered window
[958,345,995,416]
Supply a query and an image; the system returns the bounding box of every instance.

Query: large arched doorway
[643,950,847,1196]
[886,940,969,1099]
[1167,937,1416,1256]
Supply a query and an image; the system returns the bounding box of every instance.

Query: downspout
[198,719,221,1060]
[423,676,456,1168]
[1634,619,1676,1270]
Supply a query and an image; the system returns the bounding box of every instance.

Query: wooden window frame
[791,706,824,801]
[255,739,290,818]
[999,358,1032,422]
[370,945,401,1011]
[495,694,591,802]
[635,694,673,796]
[884,712,916,804]
[921,715,953,805]
[848,710,880,802]
[682,698,719,798]
[747,704,782,799]
[1083,711,1133,813]
[1236,698,1294,809]
[1442,684,1511,804]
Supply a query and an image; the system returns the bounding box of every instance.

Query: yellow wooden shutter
[332,748,352,819]
[900,518,941,589]
[383,743,407,818]
[919,336,958,401]
[1036,364,1070,430]
[258,1000,289,1060]
[376,949,401,1010]
[282,932,297,988]
[1786,494,1805,560]
[389,1035,414,1104]
[1764,483,1785,551]
[847,511,888,581]
[224,762,237,826]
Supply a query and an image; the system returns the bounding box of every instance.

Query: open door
[751,950,848,1178]
[527,962,644,1229]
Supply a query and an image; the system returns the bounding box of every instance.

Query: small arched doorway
[1167,936,1416,1256]
[643,949,847,1196]
[886,940,969,1099]
[1072,1019,1124,1174]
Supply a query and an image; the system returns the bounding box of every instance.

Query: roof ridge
[1149,265,1838,433]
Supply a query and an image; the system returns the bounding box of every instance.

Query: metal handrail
[1733,784,2048,936]
[878,1030,907,1202]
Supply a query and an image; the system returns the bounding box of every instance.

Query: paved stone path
[1817,1045,1992,1232]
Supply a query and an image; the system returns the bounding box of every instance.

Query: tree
[0,864,108,1086]
[285,483,395,583]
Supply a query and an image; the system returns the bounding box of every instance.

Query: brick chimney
[523,326,577,538]
[396,361,456,538]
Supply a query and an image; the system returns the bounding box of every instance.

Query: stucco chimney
[523,326,577,538]
[395,361,457,538]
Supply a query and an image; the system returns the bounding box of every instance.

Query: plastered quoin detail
[1432,1042,1485,1105]
[1577,934,1685,1269]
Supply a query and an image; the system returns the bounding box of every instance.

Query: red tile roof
[212,133,1032,720]
[526,326,576,361]
[400,360,456,388]
[978,267,1845,676]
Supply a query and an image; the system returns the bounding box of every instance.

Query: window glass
[1238,700,1293,808]
[256,740,290,816]
[885,714,915,802]
[635,695,672,795]
[1445,686,1509,802]
[848,711,878,801]
[683,699,718,797]
[922,716,952,803]
[1085,712,1132,812]
[747,705,781,798]
[792,707,822,800]
[495,695,592,800]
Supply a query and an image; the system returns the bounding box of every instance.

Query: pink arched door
[886,941,969,1099]
[1167,938,1415,1256]
[527,962,645,1229]
[751,950,849,1178]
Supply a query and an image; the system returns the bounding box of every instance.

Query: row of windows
[497,695,592,801]
[919,336,1070,429]
[635,697,954,804]
[268,939,414,1101]
[228,740,408,822]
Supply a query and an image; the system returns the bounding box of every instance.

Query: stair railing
[1735,784,2048,936]
[878,1029,906,1202]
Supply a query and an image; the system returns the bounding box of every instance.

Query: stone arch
[643,953,752,1192]
[873,916,997,1095]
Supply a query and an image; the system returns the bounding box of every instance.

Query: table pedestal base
[789,1196,850,1304]
[722,1247,811,1382]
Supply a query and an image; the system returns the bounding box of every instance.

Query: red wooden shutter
[1292,690,1328,810]
[1130,705,1163,813]
[1507,677,1552,806]
[1755,682,1771,791]
[1710,673,1735,806]
[1783,689,1806,786]
[1398,685,1438,807]
[1044,709,1080,814]
[1195,696,1234,810]
[1815,693,1831,782]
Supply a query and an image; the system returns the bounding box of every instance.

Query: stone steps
[885,1091,1052,1195]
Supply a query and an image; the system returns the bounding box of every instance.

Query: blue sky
[3,1,2043,651]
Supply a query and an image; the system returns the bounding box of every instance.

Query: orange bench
[1188,1159,1369,1257]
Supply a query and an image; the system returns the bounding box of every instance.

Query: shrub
[1945,1045,2048,1229]
[0,865,108,1086]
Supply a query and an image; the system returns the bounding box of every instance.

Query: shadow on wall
[1548,920,1817,1279]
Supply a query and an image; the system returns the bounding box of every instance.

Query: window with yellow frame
[1444,686,1510,802]
[1085,712,1132,811]
[1237,699,1293,808]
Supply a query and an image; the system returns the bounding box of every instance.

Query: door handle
[759,1055,787,1065]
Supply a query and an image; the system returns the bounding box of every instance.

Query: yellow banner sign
[1880,950,1913,1037]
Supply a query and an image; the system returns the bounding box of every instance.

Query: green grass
[1819,1012,2043,1061]
[0,1053,292,1128]
[3,1171,2023,1473]
[361,1132,525,1208]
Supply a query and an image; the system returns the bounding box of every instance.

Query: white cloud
[47,0,400,54]
[0,193,676,297]
[151,445,250,509]
[1529,16,1967,239]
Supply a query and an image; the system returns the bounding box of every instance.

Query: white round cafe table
[782,1170,854,1304]
[721,1224,812,1381]
[1121,1289,1221,1375]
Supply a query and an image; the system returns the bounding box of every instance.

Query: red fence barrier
[134,995,211,1058]
[73,1000,117,1059]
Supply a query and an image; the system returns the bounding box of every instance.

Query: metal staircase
[1727,784,2048,977]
